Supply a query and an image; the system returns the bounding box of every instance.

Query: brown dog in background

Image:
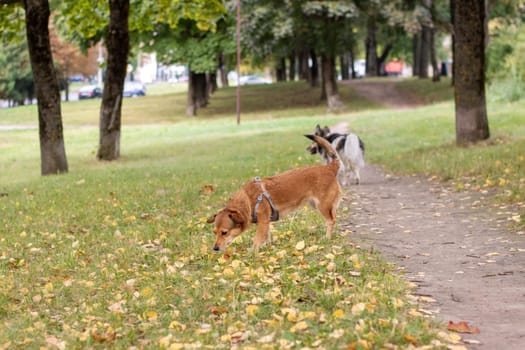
[207,134,342,251]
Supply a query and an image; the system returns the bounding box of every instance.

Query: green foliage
[134,0,228,72]
[240,1,292,63]
[302,1,358,18]
[54,0,227,66]
[147,17,233,73]
[487,13,525,101]
[0,37,33,104]
[53,0,109,51]
[0,3,25,43]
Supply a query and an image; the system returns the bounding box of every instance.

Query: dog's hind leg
[319,187,342,238]
[318,203,337,239]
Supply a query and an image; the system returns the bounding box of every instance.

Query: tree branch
[0,0,23,5]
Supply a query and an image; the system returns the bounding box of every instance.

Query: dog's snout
[213,245,220,251]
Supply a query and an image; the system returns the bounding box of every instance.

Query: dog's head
[306,124,331,154]
[207,208,247,251]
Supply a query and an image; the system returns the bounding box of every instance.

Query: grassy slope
[0,79,523,348]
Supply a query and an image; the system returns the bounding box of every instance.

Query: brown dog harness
[252,177,279,223]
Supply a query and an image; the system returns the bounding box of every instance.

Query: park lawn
[0,78,523,348]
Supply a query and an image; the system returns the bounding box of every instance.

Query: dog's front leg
[252,220,271,251]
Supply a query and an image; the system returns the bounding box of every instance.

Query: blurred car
[123,82,146,97]
[69,75,84,82]
[384,60,403,76]
[240,75,272,85]
[352,59,366,78]
[78,85,102,99]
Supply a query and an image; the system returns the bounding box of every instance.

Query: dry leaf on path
[447,321,480,334]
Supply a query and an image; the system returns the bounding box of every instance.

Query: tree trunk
[275,57,286,82]
[377,43,393,76]
[349,48,356,79]
[97,0,129,161]
[450,0,455,86]
[195,72,208,108]
[186,71,208,116]
[365,17,378,77]
[429,0,440,82]
[24,0,68,175]
[288,53,296,81]
[298,49,310,81]
[419,25,431,78]
[218,52,228,87]
[310,50,319,87]
[321,54,344,111]
[453,0,489,145]
[207,72,217,95]
[430,28,440,82]
[340,53,349,80]
[186,71,196,116]
[412,33,421,77]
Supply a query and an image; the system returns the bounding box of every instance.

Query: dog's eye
[221,230,228,236]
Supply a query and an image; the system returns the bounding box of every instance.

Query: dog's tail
[346,133,366,168]
[305,134,339,162]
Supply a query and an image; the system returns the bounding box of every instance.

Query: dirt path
[341,166,525,349]
[339,80,525,348]
[343,78,424,108]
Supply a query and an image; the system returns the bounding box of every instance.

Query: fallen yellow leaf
[246,304,259,317]
[146,310,158,321]
[332,309,344,319]
[290,321,308,333]
[140,287,154,297]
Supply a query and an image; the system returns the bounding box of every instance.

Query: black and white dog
[307,124,365,186]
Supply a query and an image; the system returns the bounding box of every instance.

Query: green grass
[0,78,523,348]
[396,77,454,104]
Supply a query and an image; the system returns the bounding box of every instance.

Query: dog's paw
[249,244,261,253]
[251,239,268,252]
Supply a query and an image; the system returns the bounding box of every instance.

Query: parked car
[78,85,102,99]
[240,75,272,85]
[123,82,146,97]
[69,74,84,82]
[384,60,403,76]
[352,59,366,78]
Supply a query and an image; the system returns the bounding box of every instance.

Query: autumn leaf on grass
[92,331,117,343]
[208,305,228,316]
[246,304,259,317]
[122,215,137,223]
[200,184,216,195]
[290,321,309,333]
[447,321,480,334]
[46,337,66,350]
[295,240,306,251]
[404,334,418,345]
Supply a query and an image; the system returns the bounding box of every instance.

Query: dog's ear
[228,209,244,226]
[322,126,331,135]
[315,124,322,134]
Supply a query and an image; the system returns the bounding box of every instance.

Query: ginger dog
[207,134,342,251]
